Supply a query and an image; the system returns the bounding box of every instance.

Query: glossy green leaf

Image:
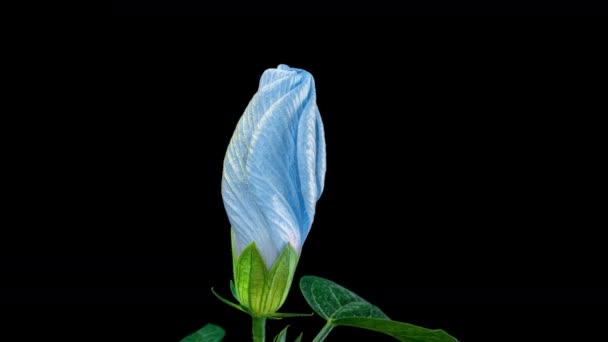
[333,317,458,342]
[300,276,458,342]
[299,276,388,321]
[180,323,225,342]
[294,332,303,342]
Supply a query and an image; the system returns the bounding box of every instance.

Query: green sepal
[233,241,298,316]
[211,287,250,315]
[267,312,314,319]
[234,242,267,314]
[229,280,239,301]
[231,230,238,284]
[264,242,298,313]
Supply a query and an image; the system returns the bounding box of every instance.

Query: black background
[2,32,605,341]
[111,1,605,16]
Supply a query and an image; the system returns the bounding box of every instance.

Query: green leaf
[273,326,304,342]
[273,326,289,342]
[333,318,458,342]
[180,323,225,342]
[300,276,458,342]
[299,276,388,321]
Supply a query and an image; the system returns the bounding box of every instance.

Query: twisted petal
[222,65,326,268]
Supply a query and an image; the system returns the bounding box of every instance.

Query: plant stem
[312,321,334,342]
[252,316,266,342]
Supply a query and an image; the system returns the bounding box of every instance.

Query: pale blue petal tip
[222,64,326,268]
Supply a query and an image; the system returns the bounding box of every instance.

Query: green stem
[312,321,334,342]
[252,316,266,342]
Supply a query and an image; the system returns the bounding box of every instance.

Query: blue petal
[222,65,326,268]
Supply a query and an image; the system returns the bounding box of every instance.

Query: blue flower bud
[222,65,326,315]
